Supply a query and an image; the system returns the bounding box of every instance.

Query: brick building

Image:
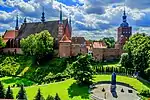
[1,6,132,61]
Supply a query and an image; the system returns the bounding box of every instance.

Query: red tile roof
[3,30,17,39]
[59,35,71,43]
[93,41,107,48]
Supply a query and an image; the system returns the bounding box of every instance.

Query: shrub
[140,90,150,97]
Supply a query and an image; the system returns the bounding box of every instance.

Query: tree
[16,85,27,100]
[124,33,150,74]
[46,95,54,100]
[20,30,54,62]
[54,93,60,100]
[103,37,115,48]
[5,85,14,99]
[120,53,133,69]
[34,88,45,100]
[72,54,93,85]
[0,81,5,98]
[0,36,5,47]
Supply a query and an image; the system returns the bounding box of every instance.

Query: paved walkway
[91,84,140,100]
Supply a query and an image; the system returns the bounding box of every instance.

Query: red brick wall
[59,42,71,57]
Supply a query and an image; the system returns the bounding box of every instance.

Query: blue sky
[0,0,150,40]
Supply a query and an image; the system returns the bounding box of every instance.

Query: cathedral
[1,6,132,61]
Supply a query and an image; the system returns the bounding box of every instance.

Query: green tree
[0,81,5,98]
[124,33,150,73]
[16,85,27,100]
[54,93,60,100]
[34,88,45,100]
[103,37,115,48]
[120,53,133,69]
[0,36,5,47]
[5,85,14,99]
[20,30,54,62]
[72,54,93,85]
[46,95,54,100]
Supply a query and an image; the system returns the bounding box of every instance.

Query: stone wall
[59,42,71,57]
[2,48,23,54]
[93,48,123,61]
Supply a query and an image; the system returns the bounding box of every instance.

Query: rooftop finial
[41,6,45,23]
[59,4,63,24]
[24,17,27,23]
[15,14,19,30]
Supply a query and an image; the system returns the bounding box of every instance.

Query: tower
[117,6,132,46]
[58,4,64,41]
[15,14,19,30]
[41,7,45,23]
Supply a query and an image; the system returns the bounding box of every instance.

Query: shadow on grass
[68,82,89,99]
[1,77,35,86]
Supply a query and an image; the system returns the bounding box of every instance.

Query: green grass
[1,75,150,100]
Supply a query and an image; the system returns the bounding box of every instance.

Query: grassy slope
[1,75,150,100]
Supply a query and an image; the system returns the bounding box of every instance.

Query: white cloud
[0,0,150,39]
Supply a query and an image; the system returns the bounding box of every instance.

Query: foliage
[120,53,133,69]
[46,95,54,100]
[145,68,150,80]
[0,81,5,98]
[0,36,6,47]
[140,90,150,97]
[54,93,61,100]
[20,30,54,62]
[16,85,27,100]
[5,85,14,99]
[34,88,45,100]
[102,37,115,48]
[124,33,150,75]
[72,54,94,85]
[0,57,20,75]
[0,75,149,100]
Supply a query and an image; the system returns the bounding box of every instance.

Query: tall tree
[46,95,54,100]
[54,93,60,100]
[72,54,93,85]
[20,30,54,62]
[16,85,27,100]
[0,81,5,98]
[34,88,45,100]
[5,85,14,99]
[124,33,150,74]
[120,53,133,69]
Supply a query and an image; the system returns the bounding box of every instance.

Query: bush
[140,90,150,97]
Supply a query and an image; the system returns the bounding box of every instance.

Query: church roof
[16,19,68,39]
[3,30,17,39]
[59,35,71,43]
[72,37,86,44]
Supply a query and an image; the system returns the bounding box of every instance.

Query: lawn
[1,75,150,100]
